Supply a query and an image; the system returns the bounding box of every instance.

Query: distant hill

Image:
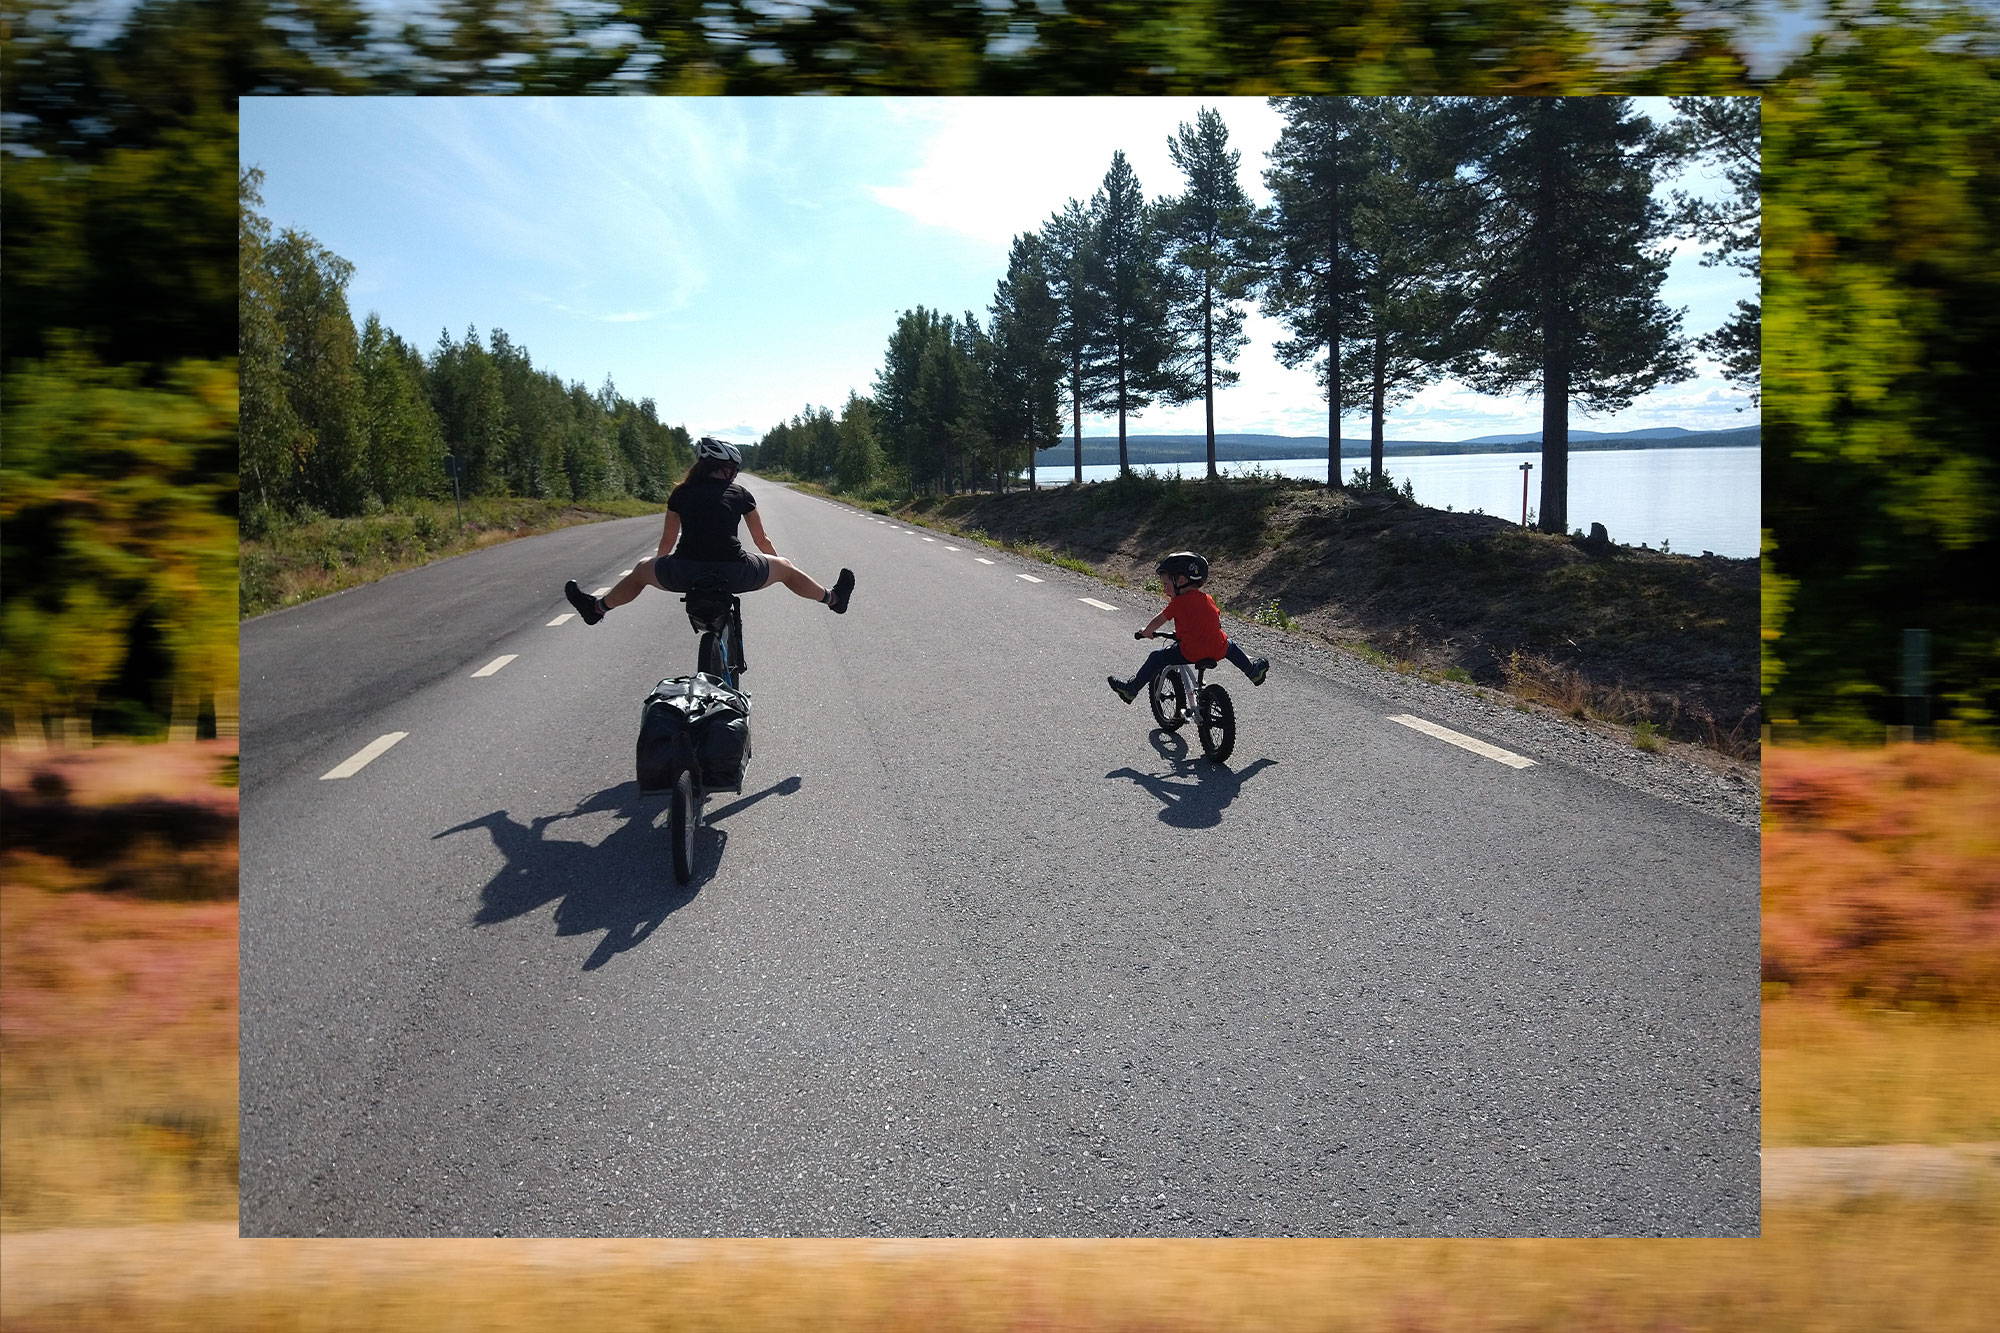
[1037,424,1761,467]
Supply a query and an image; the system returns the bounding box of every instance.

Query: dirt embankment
[898,475,1759,754]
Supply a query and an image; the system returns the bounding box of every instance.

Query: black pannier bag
[636,673,751,794]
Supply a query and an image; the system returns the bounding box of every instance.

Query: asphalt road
[238,475,1760,1238]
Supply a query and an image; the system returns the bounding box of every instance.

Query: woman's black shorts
[651,553,771,595]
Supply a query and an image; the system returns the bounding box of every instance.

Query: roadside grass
[239,496,659,618]
[808,476,1755,758]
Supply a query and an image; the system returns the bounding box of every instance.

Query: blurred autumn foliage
[1764,743,2000,1009]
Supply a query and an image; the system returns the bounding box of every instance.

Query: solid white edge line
[1079,597,1117,610]
[548,613,575,626]
[472,654,518,678]
[1387,715,1537,769]
[321,732,409,780]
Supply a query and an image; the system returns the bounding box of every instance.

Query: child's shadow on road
[1107,731,1276,829]
[436,776,802,971]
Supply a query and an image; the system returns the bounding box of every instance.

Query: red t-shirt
[1163,588,1227,662]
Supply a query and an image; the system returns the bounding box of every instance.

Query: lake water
[1032,446,1761,558]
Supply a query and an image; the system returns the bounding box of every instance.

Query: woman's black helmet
[694,436,743,465]
[1156,551,1209,585]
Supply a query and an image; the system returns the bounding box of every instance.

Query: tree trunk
[1540,350,1569,534]
[1070,354,1083,485]
[1326,157,1343,490]
[1117,343,1130,475]
[1370,325,1387,487]
[1203,272,1218,480]
[1533,100,1569,536]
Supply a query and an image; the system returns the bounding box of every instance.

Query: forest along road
[238,474,1760,1239]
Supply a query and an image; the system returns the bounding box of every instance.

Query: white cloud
[868,98,1286,251]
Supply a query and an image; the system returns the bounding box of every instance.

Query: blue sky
[240,97,1760,445]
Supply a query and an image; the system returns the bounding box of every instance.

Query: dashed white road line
[321,732,408,780]
[472,655,518,678]
[593,586,612,597]
[1017,573,1045,583]
[1388,715,1536,769]
[921,536,936,542]
[548,613,575,626]
[1079,597,1118,611]
[975,557,995,565]
[944,545,961,552]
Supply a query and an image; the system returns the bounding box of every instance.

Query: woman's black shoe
[564,580,604,625]
[828,568,856,614]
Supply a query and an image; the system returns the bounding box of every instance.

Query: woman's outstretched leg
[763,558,855,613]
[563,561,658,625]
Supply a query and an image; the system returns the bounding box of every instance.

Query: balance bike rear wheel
[1197,684,1235,764]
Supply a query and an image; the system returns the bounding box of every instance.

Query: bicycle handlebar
[1136,630,1178,640]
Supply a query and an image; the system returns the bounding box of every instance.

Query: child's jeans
[1130,640,1257,688]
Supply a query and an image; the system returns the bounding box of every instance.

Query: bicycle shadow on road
[435,776,800,971]
[1106,731,1277,829]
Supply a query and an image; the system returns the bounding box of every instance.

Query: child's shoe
[1108,676,1138,704]
[1249,658,1270,686]
[564,579,605,625]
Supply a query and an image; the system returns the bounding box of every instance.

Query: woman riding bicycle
[563,436,855,628]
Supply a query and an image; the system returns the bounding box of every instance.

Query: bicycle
[654,578,753,883]
[1137,630,1235,764]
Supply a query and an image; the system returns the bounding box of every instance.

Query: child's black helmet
[1156,551,1209,585]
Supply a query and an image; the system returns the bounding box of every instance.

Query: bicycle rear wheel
[697,630,725,679]
[1197,684,1235,764]
[668,769,698,884]
[1149,671,1187,730]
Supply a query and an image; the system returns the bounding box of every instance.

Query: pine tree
[1156,106,1263,479]
[1038,199,1114,485]
[1453,96,1692,534]
[1083,151,1191,475]
[1341,98,1484,488]
[358,315,445,504]
[1262,97,1370,489]
[834,393,884,493]
[984,232,1064,492]
[1662,96,1760,405]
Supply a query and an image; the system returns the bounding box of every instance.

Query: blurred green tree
[1760,0,2000,735]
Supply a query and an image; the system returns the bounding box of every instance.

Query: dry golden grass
[0,883,239,1230]
[1763,999,2000,1146]
[3,1198,1996,1332]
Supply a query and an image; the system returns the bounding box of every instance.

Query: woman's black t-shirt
[667,479,756,561]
